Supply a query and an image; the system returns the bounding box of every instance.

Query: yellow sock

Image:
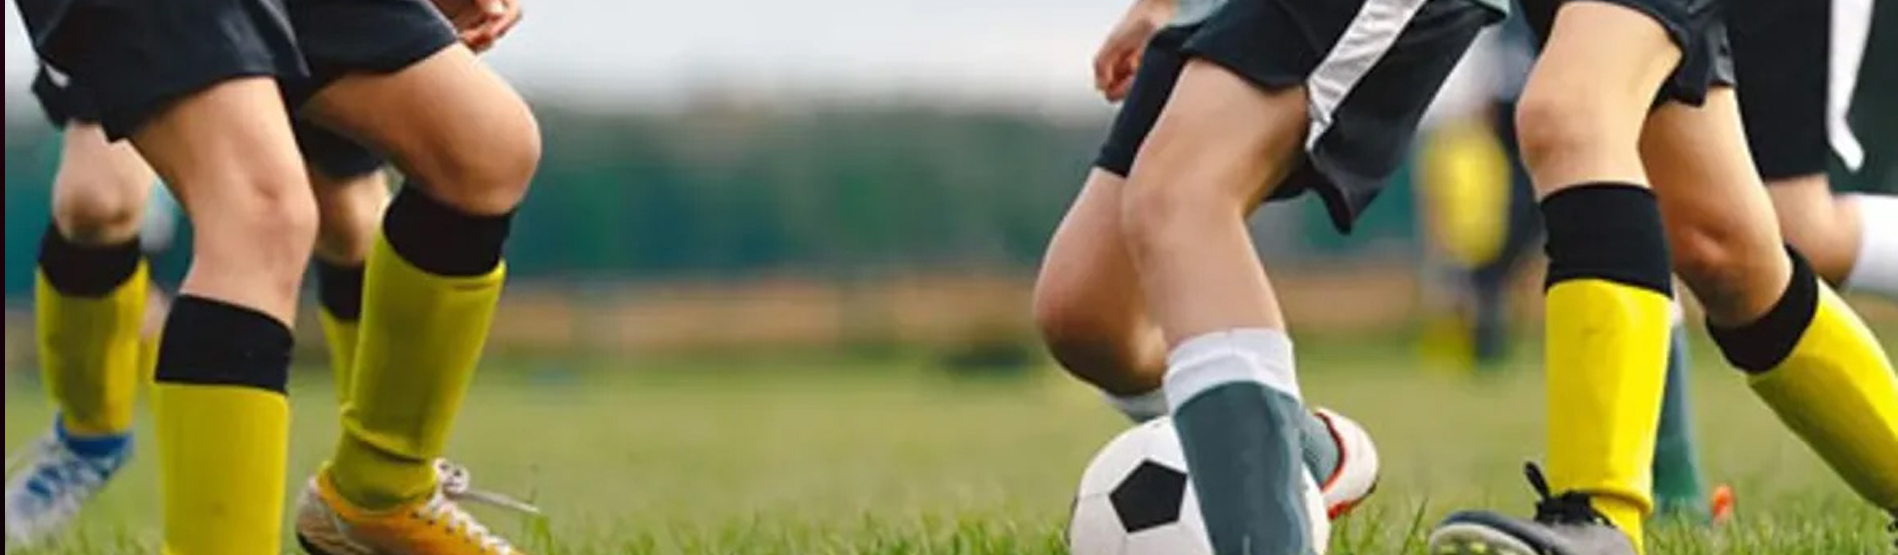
[1545,280,1668,550]
[1537,185,1672,553]
[151,295,295,555]
[155,383,288,555]
[319,309,360,407]
[36,262,148,435]
[330,236,503,510]
[1745,286,1898,509]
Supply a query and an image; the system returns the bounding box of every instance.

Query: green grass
[5,341,1894,554]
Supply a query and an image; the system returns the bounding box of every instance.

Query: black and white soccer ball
[1069,417,1329,555]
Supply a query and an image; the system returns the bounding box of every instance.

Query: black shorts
[32,66,386,180]
[1730,0,1831,181]
[19,0,455,154]
[1095,0,1499,232]
[1518,0,1735,105]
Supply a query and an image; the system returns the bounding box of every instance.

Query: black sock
[39,224,142,297]
[382,186,514,277]
[154,295,292,394]
[1707,247,1819,374]
[315,259,366,321]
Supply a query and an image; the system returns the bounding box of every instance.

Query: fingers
[459,0,523,52]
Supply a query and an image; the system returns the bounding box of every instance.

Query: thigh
[1038,170,1148,327]
[301,46,537,209]
[1520,0,1731,105]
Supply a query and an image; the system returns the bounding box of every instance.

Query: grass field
[5,335,1894,554]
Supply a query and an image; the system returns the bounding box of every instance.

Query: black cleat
[1426,463,1637,555]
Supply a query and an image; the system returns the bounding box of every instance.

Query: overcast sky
[6,0,1127,114]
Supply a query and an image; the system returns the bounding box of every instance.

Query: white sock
[1162,328,1300,411]
[1845,194,1898,299]
[1105,388,1169,422]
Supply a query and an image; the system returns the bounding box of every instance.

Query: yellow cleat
[295,460,538,555]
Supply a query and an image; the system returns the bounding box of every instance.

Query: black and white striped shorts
[1095,0,1502,232]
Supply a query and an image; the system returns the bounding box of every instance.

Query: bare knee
[192,173,320,279]
[1032,286,1160,394]
[52,173,149,244]
[403,101,541,215]
[1669,218,1786,320]
[1513,91,1614,182]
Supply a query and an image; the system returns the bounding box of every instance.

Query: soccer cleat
[296,459,539,555]
[3,423,132,549]
[1313,407,1379,519]
[1427,463,1637,555]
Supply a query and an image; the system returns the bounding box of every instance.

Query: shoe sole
[1427,523,1541,555]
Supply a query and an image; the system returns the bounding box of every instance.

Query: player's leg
[4,95,155,542]
[1039,35,1365,500]
[1123,0,1490,551]
[38,123,154,438]
[302,123,392,404]
[1429,1,1696,553]
[1126,55,1319,555]
[1641,89,1898,517]
[22,0,317,549]
[300,41,537,507]
[277,2,538,548]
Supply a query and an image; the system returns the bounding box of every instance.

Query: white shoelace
[412,460,540,554]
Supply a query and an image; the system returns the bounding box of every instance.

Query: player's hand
[1093,0,1174,103]
[435,0,523,52]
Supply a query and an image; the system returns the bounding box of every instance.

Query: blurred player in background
[10,0,539,550]
[1428,0,1898,548]
[1035,0,1503,551]
[1034,0,1385,523]
[1,70,390,548]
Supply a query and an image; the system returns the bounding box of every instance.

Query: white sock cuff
[1668,294,1685,327]
[1105,388,1169,422]
[1163,328,1299,409]
[1846,194,1898,298]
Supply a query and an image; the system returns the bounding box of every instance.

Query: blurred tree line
[6,102,1421,296]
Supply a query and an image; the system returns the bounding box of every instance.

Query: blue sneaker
[3,421,132,549]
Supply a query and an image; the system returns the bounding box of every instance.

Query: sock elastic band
[1708,247,1819,374]
[1539,184,1673,295]
[383,186,514,277]
[38,224,142,297]
[316,260,367,321]
[154,296,293,393]
[1164,329,1299,407]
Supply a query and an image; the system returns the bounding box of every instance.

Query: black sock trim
[315,260,366,321]
[38,224,142,297]
[154,296,292,394]
[383,185,513,277]
[1540,184,1673,295]
[1707,247,1820,374]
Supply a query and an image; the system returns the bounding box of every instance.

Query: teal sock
[1652,323,1708,519]
[1165,330,1315,555]
[1300,412,1341,484]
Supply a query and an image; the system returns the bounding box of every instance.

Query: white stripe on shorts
[1305,0,1432,150]
[1830,0,1872,171]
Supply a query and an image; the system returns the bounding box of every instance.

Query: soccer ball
[1069,417,1329,555]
